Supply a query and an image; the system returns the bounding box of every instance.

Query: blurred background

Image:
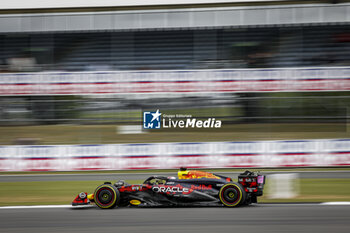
[0,0,350,206]
[0,1,349,145]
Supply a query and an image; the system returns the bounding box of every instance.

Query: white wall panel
[216,10,242,26]
[0,17,21,32]
[243,9,267,25]
[52,15,67,31]
[67,15,92,31]
[295,6,322,24]
[0,4,348,32]
[167,12,191,28]
[193,11,216,27]
[29,16,46,31]
[323,5,348,23]
[140,12,167,28]
[93,14,114,30]
[114,13,139,30]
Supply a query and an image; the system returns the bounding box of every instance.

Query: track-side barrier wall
[0,139,349,171]
[0,67,349,95]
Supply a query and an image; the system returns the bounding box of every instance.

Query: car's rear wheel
[219,183,246,207]
[94,184,120,209]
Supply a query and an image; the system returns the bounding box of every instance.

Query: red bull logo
[190,184,212,190]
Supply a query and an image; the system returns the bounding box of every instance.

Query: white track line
[0,205,94,209]
[320,202,350,205]
[1,202,350,209]
[0,205,71,209]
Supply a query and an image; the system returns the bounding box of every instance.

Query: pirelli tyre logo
[152,186,189,193]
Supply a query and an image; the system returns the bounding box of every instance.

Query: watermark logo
[143,109,162,129]
[143,110,222,129]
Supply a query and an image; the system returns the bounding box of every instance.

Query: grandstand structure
[0,0,349,72]
[0,25,349,71]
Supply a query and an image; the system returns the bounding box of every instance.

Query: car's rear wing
[238,171,265,197]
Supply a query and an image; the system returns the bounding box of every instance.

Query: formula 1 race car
[72,168,265,209]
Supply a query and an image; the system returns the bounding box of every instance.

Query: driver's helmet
[114,180,125,186]
[178,167,189,179]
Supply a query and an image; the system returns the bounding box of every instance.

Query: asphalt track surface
[0,204,349,233]
[1,171,350,182]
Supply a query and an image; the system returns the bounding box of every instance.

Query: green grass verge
[0,123,349,145]
[80,107,236,121]
[261,178,350,203]
[0,178,349,206]
[0,180,138,206]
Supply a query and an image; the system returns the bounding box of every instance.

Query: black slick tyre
[94,184,120,209]
[219,183,246,207]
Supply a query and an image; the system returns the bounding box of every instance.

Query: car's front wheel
[94,184,120,209]
[219,183,246,207]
